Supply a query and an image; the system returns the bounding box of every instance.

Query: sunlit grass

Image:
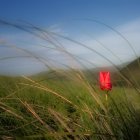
[0,73,140,140]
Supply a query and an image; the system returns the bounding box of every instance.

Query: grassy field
[0,67,140,140]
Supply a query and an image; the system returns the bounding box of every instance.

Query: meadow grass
[0,72,140,140]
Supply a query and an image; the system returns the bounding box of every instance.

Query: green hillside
[121,58,140,83]
[111,57,140,88]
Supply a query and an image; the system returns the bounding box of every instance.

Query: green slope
[108,57,140,87]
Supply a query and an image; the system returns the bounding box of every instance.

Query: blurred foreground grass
[0,18,140,140]
[0,70,140,140]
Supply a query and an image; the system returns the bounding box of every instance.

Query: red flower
[99,71,112,91]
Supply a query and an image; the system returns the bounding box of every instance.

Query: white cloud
[0,18,140,75]
[64,18,140,67]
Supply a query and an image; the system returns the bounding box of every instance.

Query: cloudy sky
[0,0,140,75]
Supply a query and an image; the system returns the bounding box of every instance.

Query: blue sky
[0,0,140,75]
[0,0,140,25]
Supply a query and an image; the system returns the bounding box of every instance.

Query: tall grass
[0,19,140,140]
